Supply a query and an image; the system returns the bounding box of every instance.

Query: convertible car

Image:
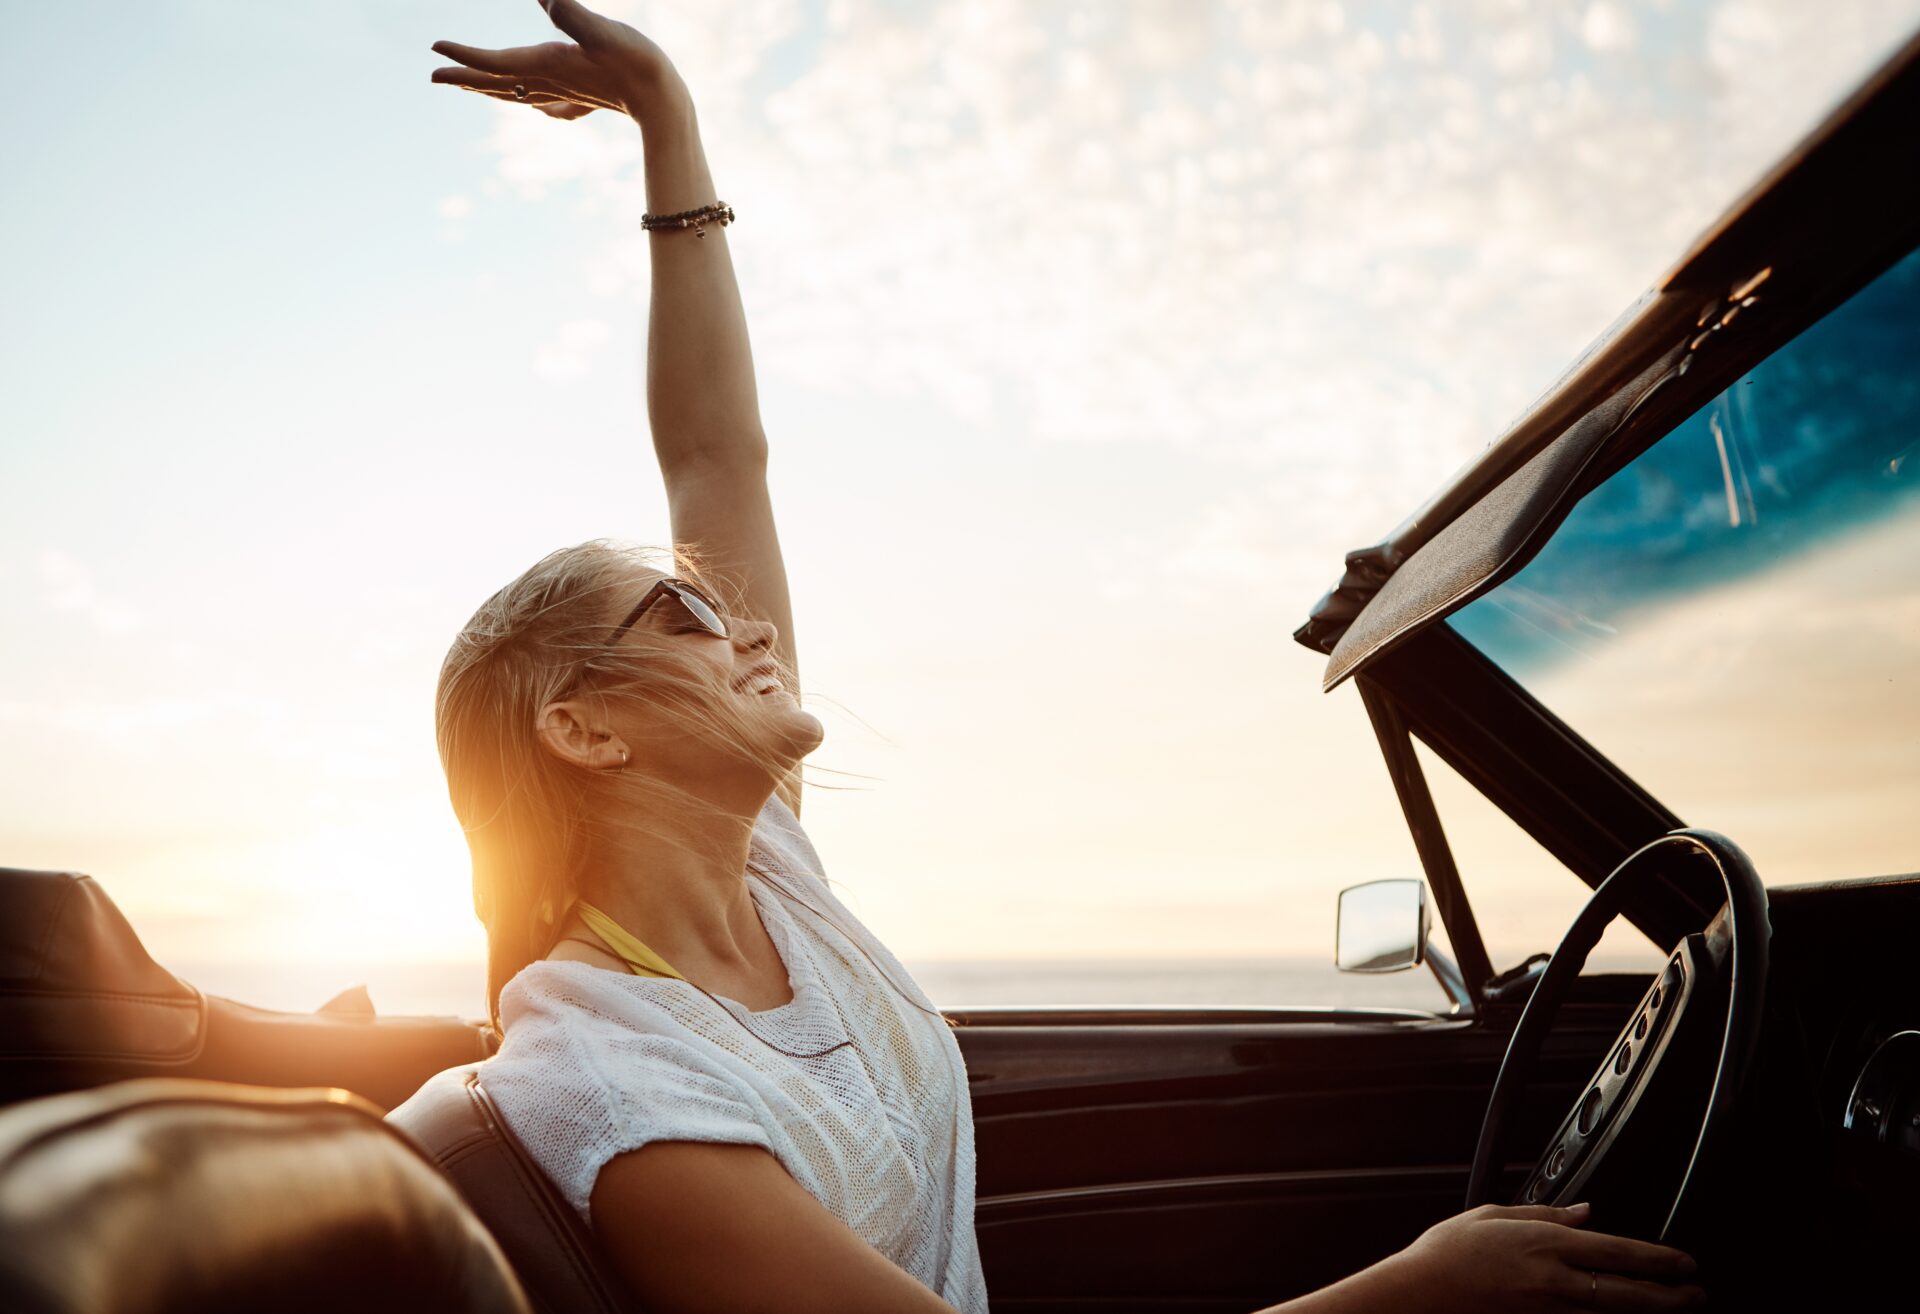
[2,29,1916,1314]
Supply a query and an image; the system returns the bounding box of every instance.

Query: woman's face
[590,567,823,795]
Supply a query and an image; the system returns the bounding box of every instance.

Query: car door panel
[958,989,1640,1311]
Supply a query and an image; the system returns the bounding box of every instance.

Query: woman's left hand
[430,0,687,123]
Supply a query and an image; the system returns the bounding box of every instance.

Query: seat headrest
[0,1077,531,1314]
[0,869,205,1068]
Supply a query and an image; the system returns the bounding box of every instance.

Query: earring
[617,748,629,773]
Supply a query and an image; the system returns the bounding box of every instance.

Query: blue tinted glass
[1451,247,1920,884]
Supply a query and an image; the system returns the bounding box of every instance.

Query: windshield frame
[1306,35,1920,1002]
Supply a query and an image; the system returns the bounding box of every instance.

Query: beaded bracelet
[641,201,736,239]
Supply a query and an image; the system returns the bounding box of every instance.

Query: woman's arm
[633,91,765,473]
[591,1141,958,1314]
[432,0,804,814]
[634,90,804,814]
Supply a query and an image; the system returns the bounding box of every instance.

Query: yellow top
[570,898,686,982]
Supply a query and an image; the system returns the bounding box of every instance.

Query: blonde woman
[425,3,1707,1311]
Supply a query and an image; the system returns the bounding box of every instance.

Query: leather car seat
[389,1062,641,1314]
[0,1077,531,1314]
[0,868,496,1110]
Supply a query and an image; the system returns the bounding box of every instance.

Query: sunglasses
[607,577,730,646]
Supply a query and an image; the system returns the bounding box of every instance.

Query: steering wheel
[1464,829,1769,1241]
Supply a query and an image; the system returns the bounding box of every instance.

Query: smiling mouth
[732,664,783,696]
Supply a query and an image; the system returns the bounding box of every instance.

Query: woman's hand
[430,0,687,123]
[1382,1203,1706,1312]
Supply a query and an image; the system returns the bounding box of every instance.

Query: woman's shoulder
[486,964,764,1105]
[493,959,677,1056]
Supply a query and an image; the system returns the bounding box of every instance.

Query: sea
[173,956,1466,1019]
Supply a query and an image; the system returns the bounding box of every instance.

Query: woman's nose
[735,617,777,653]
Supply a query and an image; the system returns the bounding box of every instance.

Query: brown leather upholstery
[389,1063,642,1314]
[0,1077,531,1314]
[0,868,496,1111]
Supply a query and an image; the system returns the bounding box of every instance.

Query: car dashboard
[1692,872,1920,1298]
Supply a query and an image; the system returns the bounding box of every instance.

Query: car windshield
[1450,246,1920,886]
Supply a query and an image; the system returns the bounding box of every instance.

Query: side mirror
[1335,879,1432,974]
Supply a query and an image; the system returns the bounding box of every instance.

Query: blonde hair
[434,539,798,1032]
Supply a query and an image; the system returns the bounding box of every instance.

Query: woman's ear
[536,698,627,772]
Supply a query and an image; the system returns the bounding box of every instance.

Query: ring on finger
[512,83,528,100]
[1589,1270,1599,1307]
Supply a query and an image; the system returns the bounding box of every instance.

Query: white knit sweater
[478,793,988,1313]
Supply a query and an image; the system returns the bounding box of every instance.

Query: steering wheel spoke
[1518,940,1697,1206]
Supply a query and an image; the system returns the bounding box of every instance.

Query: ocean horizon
[167,953,1653,1020]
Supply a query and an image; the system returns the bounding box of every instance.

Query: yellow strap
[571,898,686,982]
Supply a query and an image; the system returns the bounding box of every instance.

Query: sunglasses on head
[607,577,730,645]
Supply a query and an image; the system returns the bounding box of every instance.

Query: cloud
[39,549,140,633]
[533,318,612,381]
[485,103,642,201]
[0,686,423,791]
[1582,2,1639,52]
[437,193,472,220]
[0,690,286,742]
[461,0,1920,587]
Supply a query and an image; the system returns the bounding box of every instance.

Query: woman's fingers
[1589,1273,1708,1310]
[1480,1203,1592,1227]
[1560,1229,1697,1280]
[435,1,671,118]
[537,0,677,96]
[539,0,620,51]
[433,65,625,112]
[431,66,546,93]
[431,39,628,106]
[469,85,564,104]
[470,86,600,118]
[430,39,562,76]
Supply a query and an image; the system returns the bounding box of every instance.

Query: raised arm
[432,0,803,813]
[634,91,804,813]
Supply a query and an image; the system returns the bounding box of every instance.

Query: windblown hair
[434,539,795,1032]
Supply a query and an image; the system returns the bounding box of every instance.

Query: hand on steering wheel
[1389,1201,1704,1311]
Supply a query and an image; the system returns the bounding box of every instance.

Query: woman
[427,3,1708,1310]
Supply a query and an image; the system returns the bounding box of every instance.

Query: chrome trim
[943,1004,1454,1027]
[1424,939,1474,1017]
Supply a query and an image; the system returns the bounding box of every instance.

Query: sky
[5,0,1918,1015]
